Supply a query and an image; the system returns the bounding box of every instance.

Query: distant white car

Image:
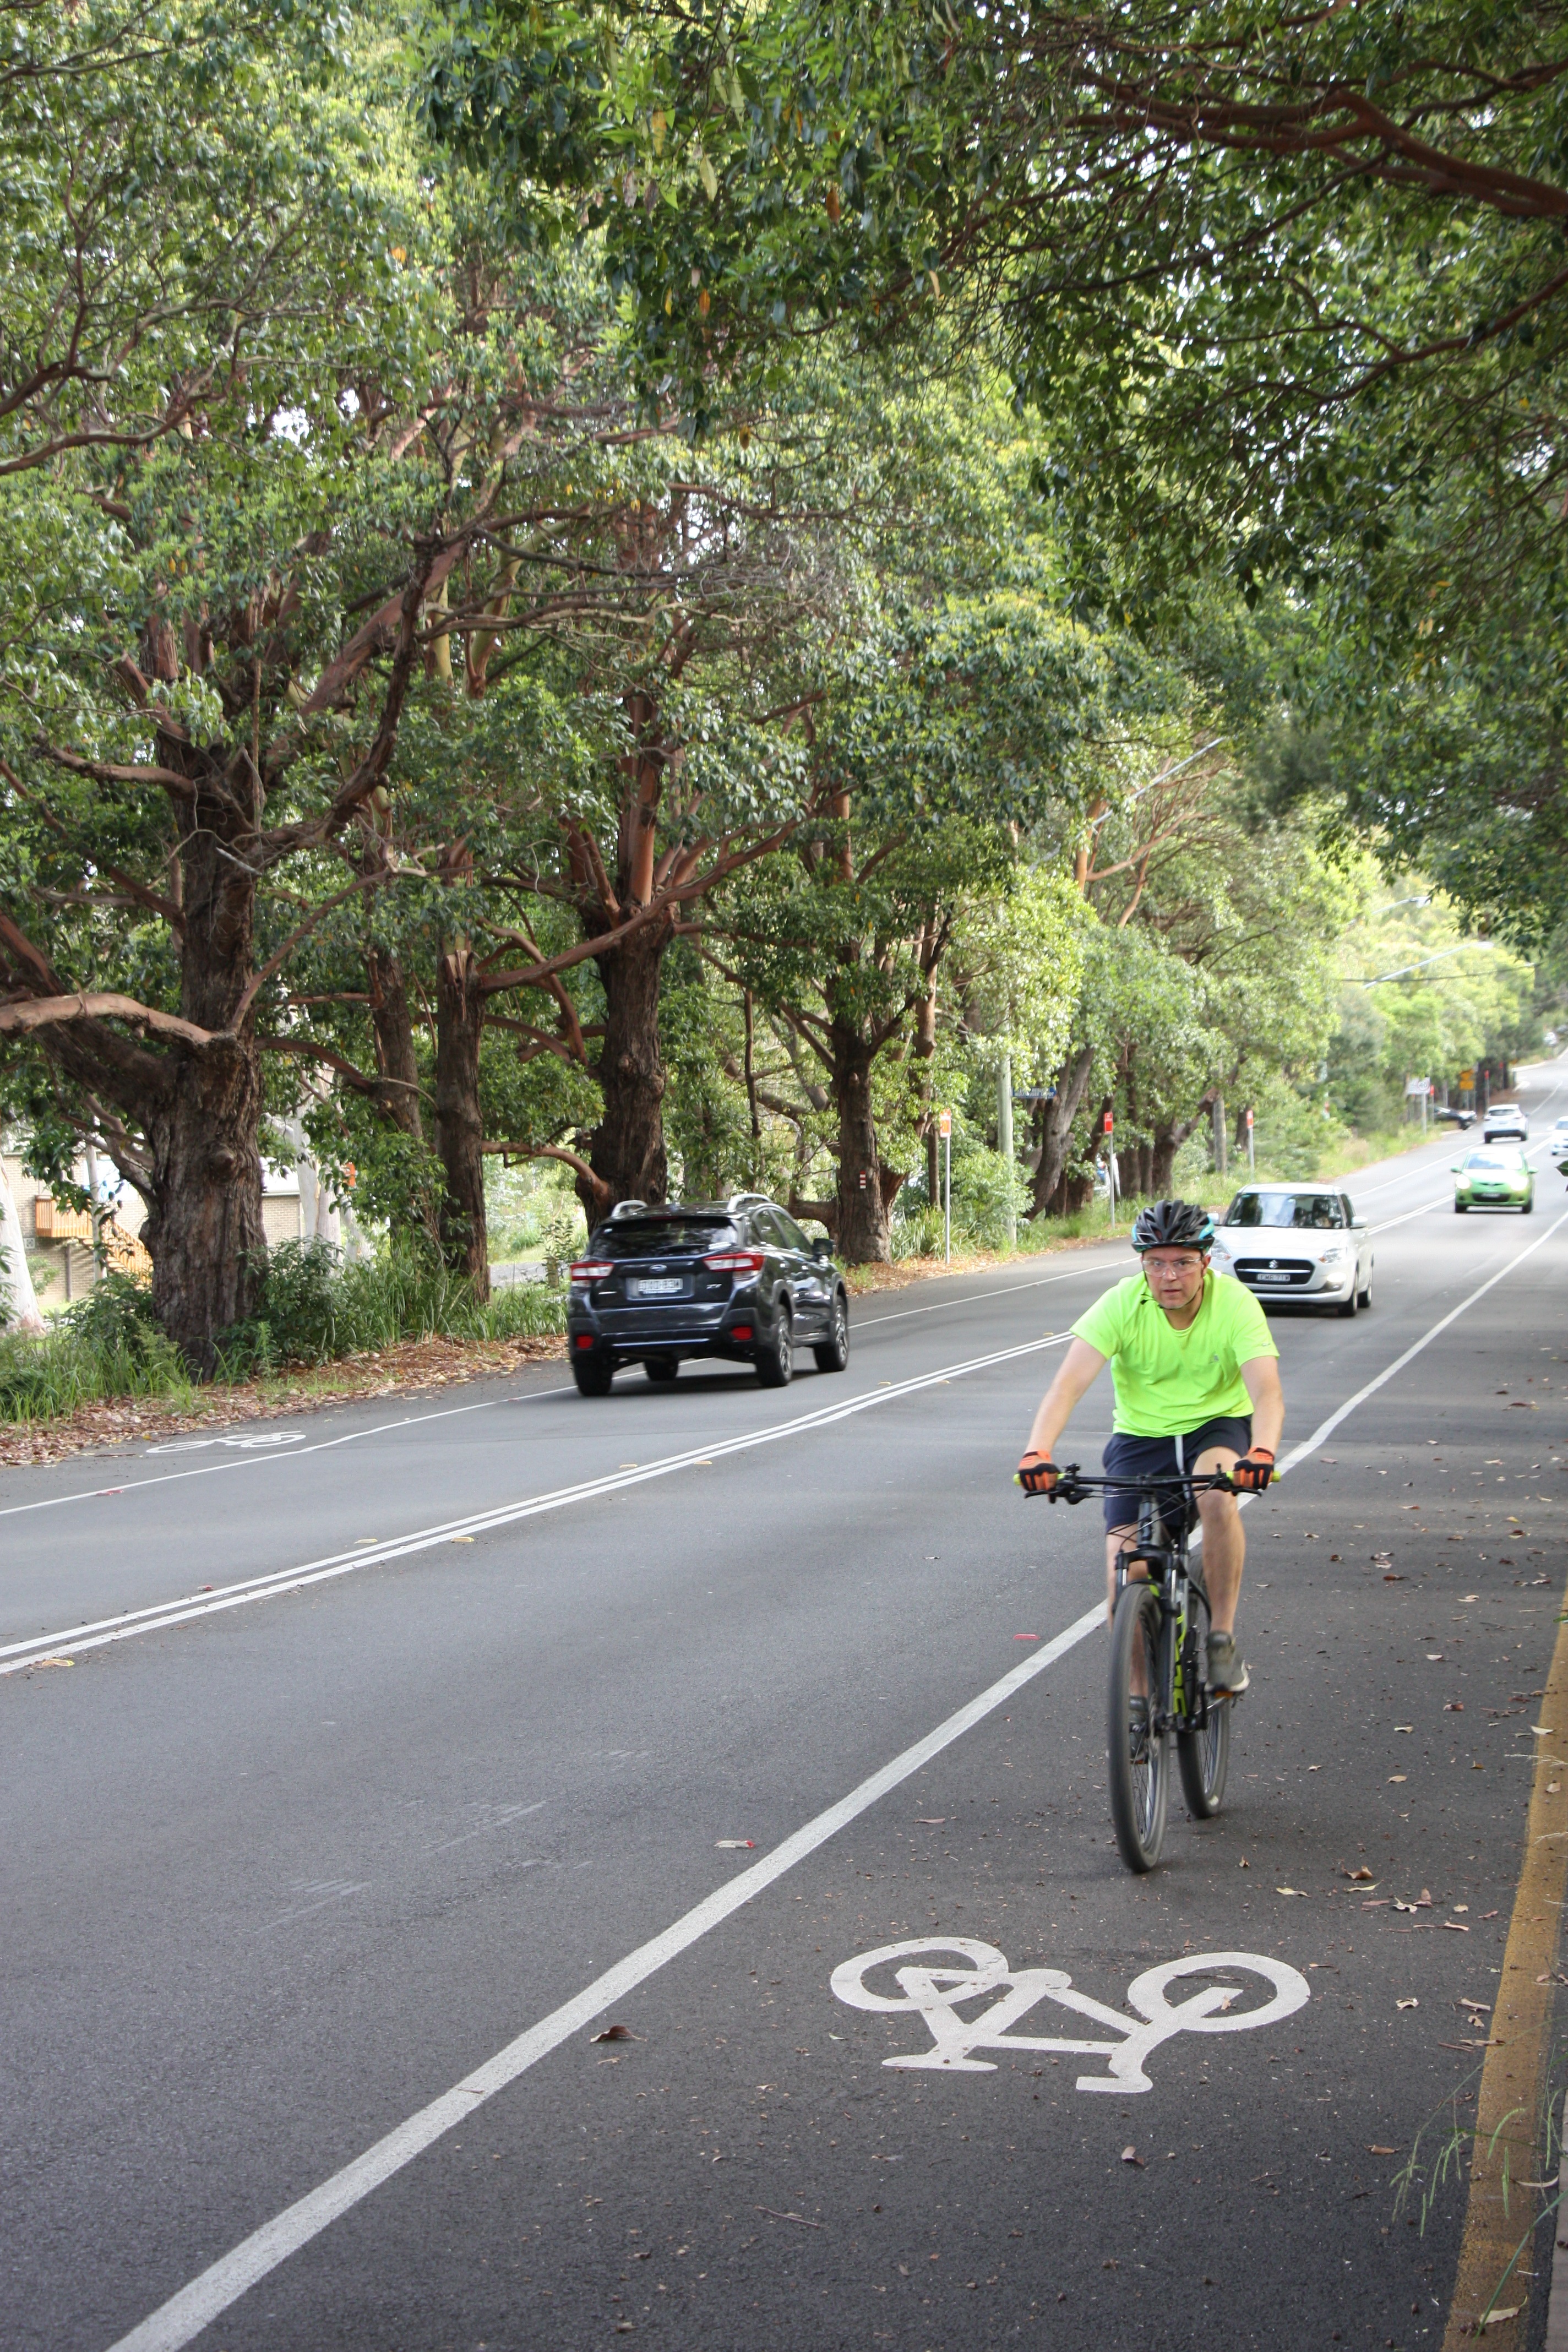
[1209,1184,1373,1317]
[1551,1113,1568,1173]
[1483,1101,1529,1144]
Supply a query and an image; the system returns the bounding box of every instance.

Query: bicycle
[1045,1466,1235,1874]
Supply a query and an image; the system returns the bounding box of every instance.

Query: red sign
[1244,1109,1254,1130]
[1103,1112,1114,1134]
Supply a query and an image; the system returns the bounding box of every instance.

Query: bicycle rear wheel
[1176,1585,1230,1819]
[1107,1582,1169,1873]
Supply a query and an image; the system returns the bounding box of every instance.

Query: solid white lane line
[1,1334,1073,1675]
[104,1599,1107,2352]
[101,1194,1568,2352]
[1275,1204,1568,1476]
[0,1387,575,1523]
[854,1255,1123,1327]
[0,1256,1123,1526]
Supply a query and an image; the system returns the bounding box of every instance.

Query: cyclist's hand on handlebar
[1229,1448,1276,1493]
[1015,1450,1059,1497]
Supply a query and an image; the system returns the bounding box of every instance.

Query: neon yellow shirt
[1069,1271,1278,1436]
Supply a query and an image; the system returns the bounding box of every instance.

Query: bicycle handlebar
[1039,1464,1236,1505]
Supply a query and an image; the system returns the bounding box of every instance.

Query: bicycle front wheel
[1107,1582,1169,1873]
[1176,1586,1231,1819]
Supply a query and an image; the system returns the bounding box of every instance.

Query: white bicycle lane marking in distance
[103,1204,1568,2352]
[0,1332,1075,1676]
[0,1257,1125,1526]
[830,1939,1310,2090]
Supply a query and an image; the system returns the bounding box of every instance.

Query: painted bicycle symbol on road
[830,1938,1309,2095]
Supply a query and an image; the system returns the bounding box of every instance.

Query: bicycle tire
[1175,1584,1230,1819]
[1107,1582,1169,1873]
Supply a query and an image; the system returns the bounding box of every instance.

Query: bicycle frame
[1050,1467,1233,1741]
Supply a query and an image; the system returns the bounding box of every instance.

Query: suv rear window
[595,1218,738,1257]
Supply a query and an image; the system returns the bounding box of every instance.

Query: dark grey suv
[566,1194,850,1397]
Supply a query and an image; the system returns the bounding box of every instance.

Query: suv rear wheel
[572,1352,614,1397]
[813,1288,850,1373]
[756,1302,793,1387]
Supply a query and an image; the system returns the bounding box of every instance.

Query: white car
[1551,1113,1568,1172]
[1208,1184,1374,1316]
[1483,1101,1529,1144]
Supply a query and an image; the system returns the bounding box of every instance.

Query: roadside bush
[0,1272,195,1421]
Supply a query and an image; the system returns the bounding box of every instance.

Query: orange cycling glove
[1016,1450,1059,1496]
[1229,1448,1275,1493]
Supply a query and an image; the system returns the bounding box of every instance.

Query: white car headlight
[1320,1243,1349,1264]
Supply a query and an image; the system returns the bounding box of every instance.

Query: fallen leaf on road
[1368,2144,1397,2156]
[1446,1701,1465,1712]
[1120,2146,1145,2166]
[716,1840,755,1849]
[1395,1724,1414,1733]
[1342,1865,1376,1883]
[1238,1857,1250,1869]
[1330,1553,1341,1561]
[31,1657,73,1668]
[914,1819,946,1826]
[1481,1910,1500,1920]
[1427,1653,1445,1662]
[1389,1775,1408,1784]
[1442,1922,1471,1932]
[590,2024,636,2043]
[1479,2310,1522,2329]
[1396,1999,1419,2011]
[1276,1886,1308,1897]
[756,2207,823,2230]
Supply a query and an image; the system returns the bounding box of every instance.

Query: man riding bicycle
[1016,1199,1283,1697]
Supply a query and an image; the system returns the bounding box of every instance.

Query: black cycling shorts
[1101,1417,1253,1533]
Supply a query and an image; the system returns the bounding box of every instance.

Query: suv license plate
[629,1276,683,1297]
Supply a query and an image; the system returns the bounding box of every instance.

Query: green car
[1452,1147,1534,1213]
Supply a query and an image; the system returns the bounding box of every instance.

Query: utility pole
[1211,1095,1228,1181]
[1104,1109,1117,1231]
[940,1109,952,1264]
[1245,1107,1255,1174]
[997,1052,1015,1248]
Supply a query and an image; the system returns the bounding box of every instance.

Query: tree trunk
[1028,1043,1096,1218]
[1150,1088,1218,1199]
[833,1021,890,1264]
[586,919,671,1214]
[367,944,423,1142]
[136,772,268,1373]
[434,944,488,1295]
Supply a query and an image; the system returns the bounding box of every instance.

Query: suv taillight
[569,1259,614,1283]
[704,1249,766,1273]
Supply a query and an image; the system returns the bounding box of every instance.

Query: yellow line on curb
[1442,1593,1568,2346]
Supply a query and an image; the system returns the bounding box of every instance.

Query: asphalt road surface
[7,1069,1568,2352]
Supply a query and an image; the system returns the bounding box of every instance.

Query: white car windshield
[1224,1192,1346,1229]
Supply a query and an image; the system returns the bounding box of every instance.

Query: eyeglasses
[1142,1254,1203,1276]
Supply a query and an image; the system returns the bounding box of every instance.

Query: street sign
[1244,1108,1254,1129]
[1459,1068,1474,1088]
[1404,1076,1432,1098]
[1103,1111,1114,1135]
[938,1110,951,1138]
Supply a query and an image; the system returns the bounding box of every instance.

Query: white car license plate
[629,1276,683,1297]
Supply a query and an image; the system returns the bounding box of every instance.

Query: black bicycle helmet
[1131,1197,1215,1253]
